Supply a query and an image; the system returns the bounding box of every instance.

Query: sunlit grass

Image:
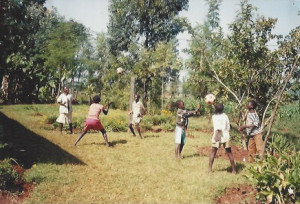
[2,105,250,203]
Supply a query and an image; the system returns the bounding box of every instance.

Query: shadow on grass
[144,134,160,139]
[86,139,127,147]
[220,162,246,173]
[183,153,200,159]
[0,112,86,168]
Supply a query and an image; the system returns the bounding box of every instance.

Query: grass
[1,104,253,203]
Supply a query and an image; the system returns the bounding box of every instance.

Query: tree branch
[261,55,300,158]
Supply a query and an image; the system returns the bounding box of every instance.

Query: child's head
[135,94,141,102]
[214,103,224,114]
[63,87,69,94]
[247,99,257,110]
[93,95,101,103]
[176,100,185,109]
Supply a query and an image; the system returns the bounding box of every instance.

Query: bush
[0,159,22,191]
[103,117,127,132]
[246,135,300,203]
[161,122,175,131]
[45,115,57,124]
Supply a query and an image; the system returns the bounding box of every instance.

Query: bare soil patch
[197,145,249,162]
[214,184,259,204]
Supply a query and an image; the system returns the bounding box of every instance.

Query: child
[74,95,111,147]
[174,100,200,158]
[56,87,73,134]
[209,103,236,174]
[128,94,145,139]
[238,100,263,162]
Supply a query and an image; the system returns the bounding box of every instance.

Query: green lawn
[1,104,250,203]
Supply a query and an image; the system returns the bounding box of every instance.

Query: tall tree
[0,0,60,103]
[43,20,89,97]
[107,0,189,106]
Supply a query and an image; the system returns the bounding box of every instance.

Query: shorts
[84,118,106,133]
[212,141,231,149]
[175,126,186,145]
[131,116,142,124]
[56,112,72,124]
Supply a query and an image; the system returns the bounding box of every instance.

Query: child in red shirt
[74,95,111,147]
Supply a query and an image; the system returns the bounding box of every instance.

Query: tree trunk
[143,78,148,108]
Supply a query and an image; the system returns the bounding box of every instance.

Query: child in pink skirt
[74,95,111,147]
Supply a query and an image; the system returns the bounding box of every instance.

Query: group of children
[56,89,263,174]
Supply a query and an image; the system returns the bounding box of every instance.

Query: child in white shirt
[209,103,236,174]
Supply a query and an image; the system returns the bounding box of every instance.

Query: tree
[0,0,61,103]
[107,0,189,106]
[43,20,89,98]
[188,0,279,120]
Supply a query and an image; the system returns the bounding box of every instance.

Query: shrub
[0,159,22,191]
[246,135,300,203]
[103,117,127,132]
[161,122,175,131]
[45,115,57,124]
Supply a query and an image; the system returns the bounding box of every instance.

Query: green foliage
[246,135,300,203]
[0,159,22,191]
[102,117,128,132]
[45,115,57,124]
[107,0,188,52]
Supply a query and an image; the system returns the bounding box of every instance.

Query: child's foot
[232,170,237,175]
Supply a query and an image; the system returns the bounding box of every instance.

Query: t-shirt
[132,101,144,117]
[246,111,262,136]
[57,93,72,114]
[211,113,230,143]
[176,109,195,128]
[87,103,104,120]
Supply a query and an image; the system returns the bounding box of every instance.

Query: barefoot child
[238,100,263,162]
[209,103,236,174]
[128,94,145,139]
[56,87,73,134]
[74,95,111,147]
[174,100,200,158]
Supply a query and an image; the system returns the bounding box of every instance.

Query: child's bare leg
[59,123,63,134]
[179,143,184,158]
[135,124,143,139]
[102,132,111,147]
[209,147,218,172]
[69,123,73,134]
[175,144,180,158]
[226,148,237,174]
[128,123,136,136]
[74,130,87,146]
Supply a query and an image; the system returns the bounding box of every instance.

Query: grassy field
[0,104,258,203]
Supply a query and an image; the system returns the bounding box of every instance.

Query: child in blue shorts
[175,100,200,158]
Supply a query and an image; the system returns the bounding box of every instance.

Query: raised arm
[103,102,111,115]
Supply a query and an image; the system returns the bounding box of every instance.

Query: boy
[128,94,145,139]
[238,100,263,162]
[74,95,111,147]
[175,100,200,158]
[56,87,73,134]
[209,103,236,174]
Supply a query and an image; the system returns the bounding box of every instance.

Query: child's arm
[103,102,111,115]
[238,124,256,132]
[183,103,201,118]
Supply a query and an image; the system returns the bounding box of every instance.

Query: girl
[74,95,111,147]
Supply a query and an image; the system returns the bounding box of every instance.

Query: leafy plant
[0,159,22,191]
[246,135,300,203]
